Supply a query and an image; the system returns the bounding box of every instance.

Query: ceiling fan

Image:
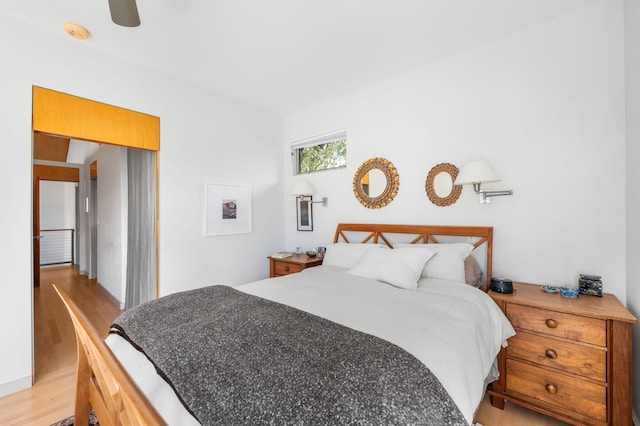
[108,0,141,27]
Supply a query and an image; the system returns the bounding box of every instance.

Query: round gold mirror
[353,157,399,209]
[425,163,462,207]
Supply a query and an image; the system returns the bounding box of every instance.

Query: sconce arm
[478,189,513,203]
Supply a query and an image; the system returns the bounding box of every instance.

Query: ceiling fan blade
[108,0,141,27]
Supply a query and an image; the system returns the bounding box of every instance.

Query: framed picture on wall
[296,197,313,231]
[204,183,252,236]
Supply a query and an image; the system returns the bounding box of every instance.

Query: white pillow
[346,247,436,290]
[321,243,387,269]
[393,243,473,283]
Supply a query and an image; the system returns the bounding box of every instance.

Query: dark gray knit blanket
[110,285,467,425]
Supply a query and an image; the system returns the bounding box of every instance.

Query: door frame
[31,86,160,295]
[32,165,80,286]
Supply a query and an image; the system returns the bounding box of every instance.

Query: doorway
[31,86,160,382]
[32,164,80,287]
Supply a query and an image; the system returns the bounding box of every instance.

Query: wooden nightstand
[268,253,323,278]
[488,282,636,426]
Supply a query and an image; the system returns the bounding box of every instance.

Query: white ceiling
[67,140,101,164]
[2,0,598,115]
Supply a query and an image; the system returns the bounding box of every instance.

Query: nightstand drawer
[273,261,302,276]
[506,304,606,346]
[507,331,606,382]
[269,253,322,278]
[506,359,607,423]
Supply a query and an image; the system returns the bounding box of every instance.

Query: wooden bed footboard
[53,285,166,426]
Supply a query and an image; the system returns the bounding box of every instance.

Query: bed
[55,223,515,426]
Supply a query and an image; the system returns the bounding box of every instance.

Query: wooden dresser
[268,253,323,278]
[488,282,636,426]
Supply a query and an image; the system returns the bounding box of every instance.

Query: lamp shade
[454,160,500,185]
[290,181,315,196]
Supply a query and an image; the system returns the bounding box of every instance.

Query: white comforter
[106,266,514,425]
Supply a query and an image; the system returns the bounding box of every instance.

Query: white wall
[39,181,76,230]
[0,14,284,396]
[284,1,627,301]
[84,145,128,304]
[624,0,640,420]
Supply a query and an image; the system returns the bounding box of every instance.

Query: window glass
[292,130,346,174]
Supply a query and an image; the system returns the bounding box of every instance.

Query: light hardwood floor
[0,266,121,426]
[0,265,569,426]
[475,395,570,426]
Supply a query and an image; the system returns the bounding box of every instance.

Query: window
[292,130,347,175]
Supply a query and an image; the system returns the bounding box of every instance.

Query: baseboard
[0,375,31,398]
[633,409,639,426]
[96,280,124,310]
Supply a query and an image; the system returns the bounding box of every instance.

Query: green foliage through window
[292,130,347,174]
[297,139,347,174]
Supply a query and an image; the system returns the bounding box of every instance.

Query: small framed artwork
[204,183,252,236]
[296,197,313,231]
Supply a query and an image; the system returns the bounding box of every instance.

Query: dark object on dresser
[490,277,513,294]
[579,273,603,297]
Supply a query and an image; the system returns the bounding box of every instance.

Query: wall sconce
[454,160,513,204]
[290,181,328,207]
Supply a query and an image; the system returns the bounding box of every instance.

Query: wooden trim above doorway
[33,165,79,182]
[32,86,160,151]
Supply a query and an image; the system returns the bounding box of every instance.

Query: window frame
[291,130,347,175]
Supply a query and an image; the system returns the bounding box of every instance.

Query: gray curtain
[125,149,156,309]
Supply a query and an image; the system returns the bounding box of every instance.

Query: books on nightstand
[271,251,293,259]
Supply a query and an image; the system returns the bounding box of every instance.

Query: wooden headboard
[333,223,493,291]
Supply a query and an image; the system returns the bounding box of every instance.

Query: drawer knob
[545,319,558,329]
[284,266,289,271]
[545,384,558,394]
[545,349,558,359]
